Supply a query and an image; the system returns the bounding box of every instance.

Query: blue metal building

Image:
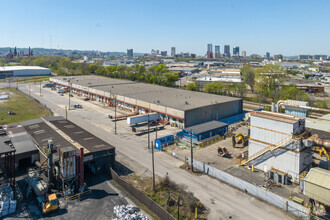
[155,135,175,151]
[179,121,228,141]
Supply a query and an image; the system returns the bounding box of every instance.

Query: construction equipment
[232,133,249,147]
[37,193,59,215]
[26,168,59,214]
[313,146,330,160]
[217,147,229,157]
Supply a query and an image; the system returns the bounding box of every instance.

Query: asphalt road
[15,83,293,220]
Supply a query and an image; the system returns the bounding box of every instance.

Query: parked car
[74,104,82,108]
[51,87,56,90]
[59,93,64,96]
[84,97,90,101]
[69,94,73,97]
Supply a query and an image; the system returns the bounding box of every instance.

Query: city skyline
[0,0,329,56]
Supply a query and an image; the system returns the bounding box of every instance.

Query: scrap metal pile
[0,184,16,217]
[113,204,148,220]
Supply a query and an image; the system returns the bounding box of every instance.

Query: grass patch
[121,173,207,219]
[0,87,52,125]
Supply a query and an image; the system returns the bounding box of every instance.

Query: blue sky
[0,0,329,56]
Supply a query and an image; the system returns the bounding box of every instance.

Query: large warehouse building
[50,75,243,128]
[0,66,51,78]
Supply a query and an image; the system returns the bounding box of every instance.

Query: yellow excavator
[232,134,249,147]
[313,146,330,160]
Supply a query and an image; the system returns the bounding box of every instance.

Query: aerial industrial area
[0,43,329,220]
[0,1,330,219]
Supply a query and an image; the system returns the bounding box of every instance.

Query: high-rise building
[242,51,246,57]
[127,49,133,57]
[274,54,283,60]
[233,46,239,57]
[207,44,213,53]
[156,50,159,55]
[224,45,230,57]
[207,52,213,59]
[266,52,270,58]
[214,45,221,58]
[161,51,167,57]
[171,47,176,57]
[151,49,155,56]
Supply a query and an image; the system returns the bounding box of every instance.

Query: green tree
[88,64,98,74]
[241,65,255,92]
[278,84,308,101]
[255,64,287,101]
[186,82,197,91]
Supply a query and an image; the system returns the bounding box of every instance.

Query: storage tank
[26,169,48,197]
[59,147,76,180]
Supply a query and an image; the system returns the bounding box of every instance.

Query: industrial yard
[0,78,329,219]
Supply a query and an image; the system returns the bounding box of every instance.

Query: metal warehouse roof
[52,75,242,111]
[0,66,50,71]
[304,168,330,189]
[22,116,114,160]
[251,111,302,124]
[184,120,227,134]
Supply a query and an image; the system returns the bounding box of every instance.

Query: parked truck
[127,113,161,125]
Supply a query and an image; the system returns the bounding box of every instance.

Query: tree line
[14,56,179,87]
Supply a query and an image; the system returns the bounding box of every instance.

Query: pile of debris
[0,184,16,217]
[113,204,148,220]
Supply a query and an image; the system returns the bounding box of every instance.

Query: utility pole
[68,87,71,110]
[155,122,158,140]
[190,129,193,172]
[65,106,67,119]
[16,77,18,89]
[147,114,155,192]
[8,77,11,88]
[39,80,42,96]
[103,91,105,107]
[148,114,150,149]
[177,196,181,219]
[114,94,117,135]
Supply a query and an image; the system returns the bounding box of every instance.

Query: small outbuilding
[303,168,330,206]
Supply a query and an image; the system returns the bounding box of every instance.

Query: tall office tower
[127,49,133,57]
[207,44,213,53]
[151,49,155,56]
[156,50,159,55]
[224,45,230,57]
[266,52,270,58]
[214,45,221,58]
[233,46,240,57]
[242,51,246,57]
[171,47,176,57]
[161,51,167,57]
